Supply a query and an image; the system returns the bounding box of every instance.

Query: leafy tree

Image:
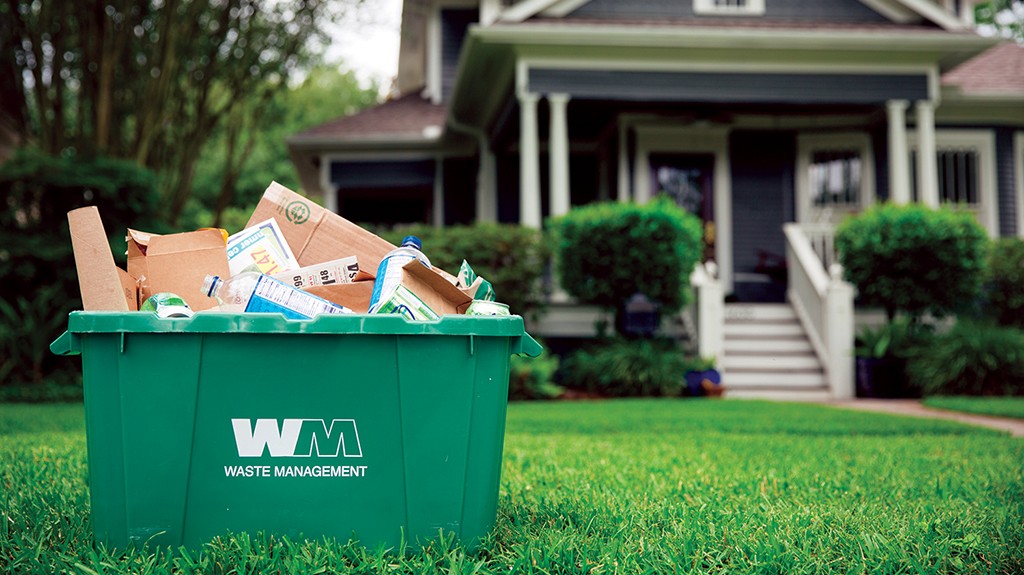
[0,0,363,226]
[188,65,379,229]
[975,1,1024,43]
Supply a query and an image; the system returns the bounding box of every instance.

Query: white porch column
[887,100,911,204]
[915,100,940,208]
[432,157,444,227]
[617,122,631,203]
[475,142,497,223]
[519,92,542,228]
[548,93,571,218]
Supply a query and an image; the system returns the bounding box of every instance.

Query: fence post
[825,264,855,399]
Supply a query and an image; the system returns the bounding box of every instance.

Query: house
[288,0,1024,400]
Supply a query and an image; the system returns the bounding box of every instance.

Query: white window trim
[1015,131,1024,238]
[426,0,478,105]
[694,0,766,16]
[908,129,999,238]
[795,132,876,225]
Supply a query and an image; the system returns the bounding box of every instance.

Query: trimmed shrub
[379,223,551,319]
[0,149,159,393]
[984,238,1024,329]
[905,321,1024,396]
[561,338,712,397]
[550,198,703,329]
[835,203,989,320]
[509,351,563,401]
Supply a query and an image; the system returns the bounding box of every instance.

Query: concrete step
[723,370,828,387]
[722,354,822,371]
[724,338,815,354]
[724,322,806,338]
[725,303,798,322]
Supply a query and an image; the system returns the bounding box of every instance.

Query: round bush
[835,203,989,320]
[985,238,1024,329]
[905,321,1024,396]
[550,197,703,315]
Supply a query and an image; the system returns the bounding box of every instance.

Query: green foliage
[923,396,1024,420]
[550,198,703,318]
[379,223,552,319]
[854,318,933,360]
[984,237,1024,328]
[836,203,989,320]
[508,351,563,401]
[975,1,1024,42]
[560,338,712,397]
[5,401,1023,574]
[0,149,159,390]
[188,65,380,227]
[906,321,1024,396]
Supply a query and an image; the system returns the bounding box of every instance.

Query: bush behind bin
[561,338,713,398]
[983,237,1024,329]
[906,320,1024,396]
[0,150,161,397]
[550,198,703,323]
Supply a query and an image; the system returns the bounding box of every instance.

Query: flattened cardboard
[400,260,472,316]
[247,182,458,284]
[116,267,139,311]
[305,280,374,314]
[67,207,130,311]
[126,228,229,311]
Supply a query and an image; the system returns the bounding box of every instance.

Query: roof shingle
[942,41,1024,95]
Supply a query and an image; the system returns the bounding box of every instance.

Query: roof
[941,41,1024,95]
[521,16,966,35]
[289,91,447,143]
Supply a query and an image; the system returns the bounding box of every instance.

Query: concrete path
[828,399,1024,437]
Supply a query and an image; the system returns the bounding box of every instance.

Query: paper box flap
[127,228,229,311]
[116,267,139,311]
[306,281,374,314]
[247,182,458,283]
[68,207,130,311]
[401,260,472,316]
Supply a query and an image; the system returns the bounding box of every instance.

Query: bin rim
[61,310,532,337]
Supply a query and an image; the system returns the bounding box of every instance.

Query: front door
[650,153,715,261]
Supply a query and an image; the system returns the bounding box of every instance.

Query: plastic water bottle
[368,236,431,312]
[201,272,351,319]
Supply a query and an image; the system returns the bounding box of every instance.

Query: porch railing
[800,222,841,271]
[783,223,855,399]
[690,261,724,365]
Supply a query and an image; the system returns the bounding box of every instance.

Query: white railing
[783,223,855,399]
[800,222,840,271]
[690,261,724,365]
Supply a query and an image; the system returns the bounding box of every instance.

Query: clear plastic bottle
[368,236,432,312]
[201,272,351,319]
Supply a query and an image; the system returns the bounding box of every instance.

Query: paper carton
[126,228,230,311]
[399,260,473,316]
[67,207,131,311]
[247,182,458,284]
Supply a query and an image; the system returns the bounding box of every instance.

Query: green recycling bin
[51,311,542,551]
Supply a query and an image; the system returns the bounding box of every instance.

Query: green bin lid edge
[64,311,531,338]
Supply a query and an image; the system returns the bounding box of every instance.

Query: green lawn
[2,400,1021,574]
[923,396,1024,420]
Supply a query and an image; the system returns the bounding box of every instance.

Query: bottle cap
[401,236,423,250]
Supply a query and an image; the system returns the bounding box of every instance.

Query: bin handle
[513,333,543,357]
[50,331,81,357]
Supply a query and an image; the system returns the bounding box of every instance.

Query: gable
[559,0,895,23]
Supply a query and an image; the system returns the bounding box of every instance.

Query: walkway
[829,399,1024,437]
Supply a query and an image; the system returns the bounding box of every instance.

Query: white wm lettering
[231,419,362,458]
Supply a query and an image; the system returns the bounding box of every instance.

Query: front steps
[721,303,832,401]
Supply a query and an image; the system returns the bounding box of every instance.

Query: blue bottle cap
[401,236,423,250]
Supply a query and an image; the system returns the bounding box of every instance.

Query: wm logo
[231,419,363,458]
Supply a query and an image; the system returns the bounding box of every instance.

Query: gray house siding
[729,130,795,301]
[566,0,890,23]
[996,127,1018,237]
[441,8,477,102]
[528,69,929,105]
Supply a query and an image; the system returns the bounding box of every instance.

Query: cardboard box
[126,228,230,311]
[247,182,458,284]
[305,280,374,314]
[67,207,132,311]
[399,260,473,316]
